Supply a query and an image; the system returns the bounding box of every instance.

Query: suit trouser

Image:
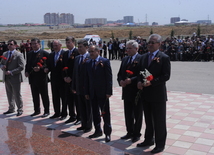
[5,77,23,113]
[78,94,92,129]
[63,83,80,119]
[30,82,50,113]
[143,100,167,148]
[124,98,143,137]
[51,81,65,116]
[91,96,112,135]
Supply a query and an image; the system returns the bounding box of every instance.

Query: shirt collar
[131,52,138,61]
[34,49,40,53]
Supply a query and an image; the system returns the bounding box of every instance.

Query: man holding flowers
[25,38,50,118]
[117,40,143,143]
[137,34,171,154]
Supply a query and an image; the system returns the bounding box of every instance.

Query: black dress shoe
[77,126,85,130]
[16,112,23,116]
[49,114,60,119]
[151,147,164,154]
[65,117,76,124]
[137,140,154,147]
[132,136,140,143]
[88,132,103,138]
[30,112,40,117]
[120,134,132,139]
[59,116,67,120]
[105,135,111,142]
[3,111,14,115]
[74,120,81,125]
[84,128,92,133]
[41,113,49,118]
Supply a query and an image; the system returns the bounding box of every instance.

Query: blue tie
[55,52,59,66]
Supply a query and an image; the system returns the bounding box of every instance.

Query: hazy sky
[0,0,213,25]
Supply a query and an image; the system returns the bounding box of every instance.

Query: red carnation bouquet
[63,67,69,76]
[126,70,134,78]
[135,69,153,105]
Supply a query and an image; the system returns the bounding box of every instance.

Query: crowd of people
[104,35,214,62]
[4,33,206,154]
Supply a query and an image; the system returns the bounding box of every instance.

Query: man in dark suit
[62,36,80,124]
[117,40,143,143]
[44,40,66,119]
[25,38,50,118]
[85,45,112,142]
[136,34,171,154]
[72,39,92,133]
[0,39,24,116]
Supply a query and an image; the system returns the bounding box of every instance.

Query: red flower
[126,70,134,75]
[37,62,43,68]
[0,56,7,60]
[63,67,68,71]
[146,75,154,81]
[42,57,47,60]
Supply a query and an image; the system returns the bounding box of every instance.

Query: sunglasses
[148,41,159,44]
[7,43,14,46]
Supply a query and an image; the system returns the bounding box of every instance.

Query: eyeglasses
[148,41,159,45]
[7,43,14,46]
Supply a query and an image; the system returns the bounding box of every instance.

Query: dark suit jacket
[72,53,90,95]
[138,51,171,102]
[117,54,142,100]
[85,57,112,99]
[25,49,49,84]
[62,48,79,78]
[47,50,65,83]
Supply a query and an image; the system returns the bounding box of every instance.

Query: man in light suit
[0,39,24,116]
[137,34,171,154]
[117,40,143,143]
[85,45,112,142]
[44,40,66,119]
[25,38,50,118]
[72,39,92,133]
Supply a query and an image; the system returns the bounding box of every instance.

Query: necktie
[8,52,12,61]
[126,56,132,69]
[148,53,153,66]
[92,59,96,71]
[79,55,83,64]
[55,52,59,66]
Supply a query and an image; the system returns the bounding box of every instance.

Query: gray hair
[52,39,62,45]
[89,44,100,51]
[126,40,139,48]
[78,39,88,47]
[148,34,162,43]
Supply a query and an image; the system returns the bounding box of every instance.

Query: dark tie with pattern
[148,53,153,66]
[126,56,132,69]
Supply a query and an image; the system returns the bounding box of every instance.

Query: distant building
[44,13,74,25]
[124,16,134,23]
[85,18,107,25]
[44,13,59,25]
[138,22,149,26]
[59,13,74,25]
[152,22,158,26]
[170,17,180,24]
[196,20,212,24]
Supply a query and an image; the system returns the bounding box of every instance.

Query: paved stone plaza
[0,61,214,155]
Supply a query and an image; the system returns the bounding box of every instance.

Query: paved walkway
[0,82,214,155]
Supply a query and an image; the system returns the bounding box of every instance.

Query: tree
[111,31,114,39]
[171,29,174,38]
[150,28,153,35]
[197,25,201,37]
[129,30,132,39]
